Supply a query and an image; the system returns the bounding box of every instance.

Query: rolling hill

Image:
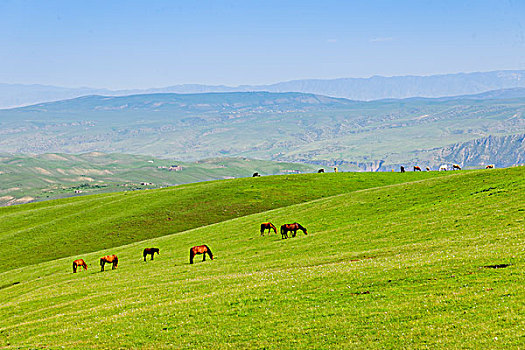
[0,153,316,206]
[0,91,524,170]
[0,167,523,348]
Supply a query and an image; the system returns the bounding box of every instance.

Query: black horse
[143,247,160,261]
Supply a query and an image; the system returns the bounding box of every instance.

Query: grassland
[0,153,317,206]
[0,167,523,348]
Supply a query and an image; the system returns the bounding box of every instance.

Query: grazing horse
[73,259,88,273]
[190,245,214,264]
[439,165,448,171]
[486,164,495,169]
[280,223,308,239]
[252,172,261,177]
[400,166,405,173]
[260,222,277,236]
[318,168,325,173]
[452,164,462,170]
[413,166,422,171]
[100,255,118,271]
[143,248,160,261]
[426,166,431,171]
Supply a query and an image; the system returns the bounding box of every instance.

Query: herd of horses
[72,245,213,273]
[73,222,305,273]
[260,222,308,239]
[400,164,495,172]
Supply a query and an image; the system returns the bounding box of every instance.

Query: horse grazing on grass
[426,166,431,171]
[143,248,159,261]
[318,168,325,173]
[486,164,495,169]
[260,222,277,235]
[400,166,405,173]
[190,245,214,264]
[73,259,88,273]
[252,172,261,177]
[452,164,462,170]
[413,166,422,171]
[280,223,308,239]
[100,255,118,271]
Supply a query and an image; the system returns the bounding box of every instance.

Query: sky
[0,0,524,89]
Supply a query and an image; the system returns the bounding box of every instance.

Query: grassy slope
[0,153,317,206]
[0,171,444,273]
[0,167,523,348]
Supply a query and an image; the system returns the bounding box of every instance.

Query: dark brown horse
[452,164,462,170]
[413,166,422,171]
[260,222,277,235]
[73,259,88,273]
[280,223,308,239]
[318,168,325,173]
[143,248,159,261]
[100,255,118,271]
[190,245,213,264]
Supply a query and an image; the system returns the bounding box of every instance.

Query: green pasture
[0,167,523,348]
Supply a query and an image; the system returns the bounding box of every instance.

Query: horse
[260,222,277,236]
[413,166,422,171]
[439,165,448,171]
[318,168,325,173]
[400,166,405,173]
[190,245,214,264]
[486,164,495,169]
[100,255,118,271]
[73,259,88,273]
[252,172,261,177]
[333,167,338,173]
[280,223,308,239]
[426,166,431,171]
[143,248,159,261]
[452,164,462,170]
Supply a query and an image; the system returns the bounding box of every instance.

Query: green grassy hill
[0,153,317,206]
[0,167,523,348]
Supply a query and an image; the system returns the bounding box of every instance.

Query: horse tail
[73,261,76,273]
[205,245,213,260]
[100,258,104,266]
[189,248,195,264]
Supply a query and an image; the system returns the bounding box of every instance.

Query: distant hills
[0,90,523,170]
[1,70,525,108]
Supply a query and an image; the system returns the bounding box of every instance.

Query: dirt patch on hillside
[33,167,53,176]
[41,154,69,161]
[69,168,113,176]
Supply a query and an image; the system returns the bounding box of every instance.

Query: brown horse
[318,168,325,173]
[73,259,88,273]
[260,222,277,235]
[486,164,495,169]
[190,245,213,264]
[280,223,308,239]
[452,164,462,170]
[100,255,118,271]
[143,248,159,261]
[413,166,422,171]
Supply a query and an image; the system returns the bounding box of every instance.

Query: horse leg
[203,253,206,262]
[151,253,154,260]
[144,254,147,262]
[101,262,104,272]
[73,263,77,273]
[190,252,194,264]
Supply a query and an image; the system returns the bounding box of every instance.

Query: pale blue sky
[0,0,524,89]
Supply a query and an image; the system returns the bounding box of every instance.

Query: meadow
[0,167,523,348]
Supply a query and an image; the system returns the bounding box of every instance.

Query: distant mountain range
[0,90,523,170]
[1,70,525,108]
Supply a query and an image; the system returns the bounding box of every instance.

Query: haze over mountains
[1,70,524,108]
[1,89,523,171]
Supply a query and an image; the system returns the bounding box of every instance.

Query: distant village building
[140,182,153,186]
[74,190,83,194]
[282,169,300,174]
